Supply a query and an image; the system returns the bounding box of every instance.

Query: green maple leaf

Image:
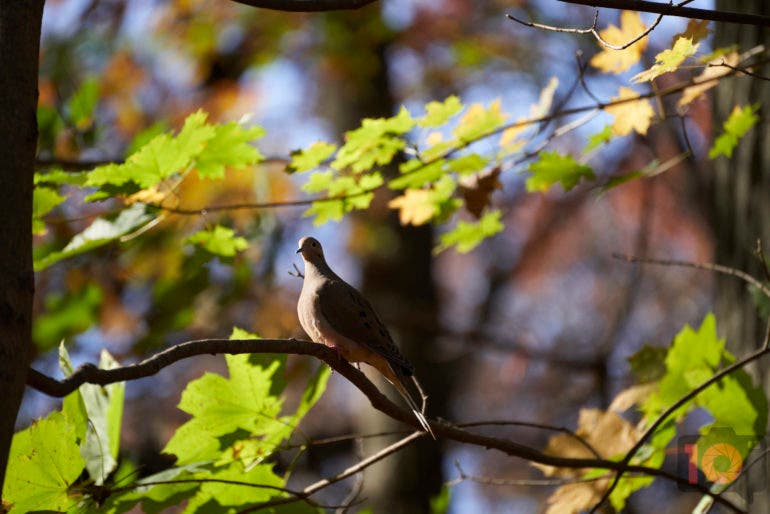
[526,151,595,192]
[709,104,760,159]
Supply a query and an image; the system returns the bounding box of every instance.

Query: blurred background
[24,0,770,512]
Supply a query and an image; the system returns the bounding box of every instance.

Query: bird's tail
[390,369,436,440]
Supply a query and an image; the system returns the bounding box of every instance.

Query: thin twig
[708,61,770,82]
[613,254,770,300]
[508,2,667,51]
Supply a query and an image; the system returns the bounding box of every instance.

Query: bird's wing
[317,279,414,375]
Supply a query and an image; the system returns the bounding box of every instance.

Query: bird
[296,236,435,439]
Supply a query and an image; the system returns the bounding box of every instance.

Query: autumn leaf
[605,87,655,136]
[454,99,507,141]
[590,11,648,73]
[672,19,711,45]
[388,189,436,226]
[459,167,502,218]
[499,77,559,155]
[633,37,699,83]
[537,408,644,514]
[678,51,739,108]
[709,104,760,159]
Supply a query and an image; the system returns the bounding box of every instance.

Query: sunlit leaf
[584,125,613,152]
[419,95,463,127]
[34,203,154,271]
[302,172,383,225]
[633,37,699,83]
[34,169,88,186]
[526,151,595,192]
[32,186,65,235]
[195,121,265,179]
[454,100,507,142]
[447,153,489,176]
[3,411,85,513]
[435,210,504,254]
[288,141,337,172]
[389,159,446,190]
[59,344,124,486]
[678,51,739,108]
[605,87,655,136]
[708,104,760,159]
[388,189,437,226]
[590,11,649,73]
[186,225,249,257]
[332,107,415,173]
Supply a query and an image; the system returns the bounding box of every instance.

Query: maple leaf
[459,167,502,218]
[633,37,699,83]
[388,189,436,226]
[590,11,649,73]
[709,104,760,159]
[678,51,739,108]
[605,87,655,136]
[672,19,711,45]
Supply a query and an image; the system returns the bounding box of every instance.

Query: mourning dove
[296,236,435,438]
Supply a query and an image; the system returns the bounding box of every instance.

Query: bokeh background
[23,0,770,512]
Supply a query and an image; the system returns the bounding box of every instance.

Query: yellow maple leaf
[388,189,436,226]
[605,87,655,136]
[632,37,699,83]
[678,51,739,109]
[672,19,711,45]
[590,11,649,73]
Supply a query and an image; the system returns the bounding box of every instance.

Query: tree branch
[25,337,745,512]
[226,0,377,12]
[558,0,770,27]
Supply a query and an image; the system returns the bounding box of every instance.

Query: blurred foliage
[3,332,329,513]
[12,0,770,511]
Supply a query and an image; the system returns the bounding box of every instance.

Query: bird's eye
[311,242,317,247]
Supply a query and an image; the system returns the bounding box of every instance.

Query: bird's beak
[296,248,302,254]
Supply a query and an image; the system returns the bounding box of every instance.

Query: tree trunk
[710,1,770,354]
[321,9,445,513]
[0,1,43,494]
[709,5,770,511]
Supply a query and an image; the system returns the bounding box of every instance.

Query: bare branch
[508,3,665,51]
[558,0,770,27]
[24,337,747,511]
[227,0,377,11]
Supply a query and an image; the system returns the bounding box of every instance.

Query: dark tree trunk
[321,8,445,513]
[710,1,770,353]
[0,0,44,494]
[709,9,770,512]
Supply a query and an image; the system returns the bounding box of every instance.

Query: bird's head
[296,236,325,263]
